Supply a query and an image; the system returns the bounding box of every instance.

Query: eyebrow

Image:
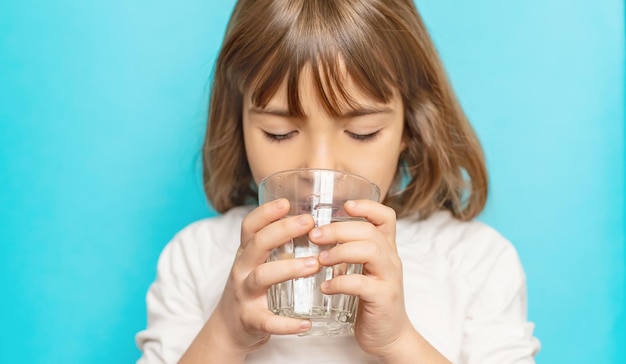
[341,106,393,118]
[249,105,393,118]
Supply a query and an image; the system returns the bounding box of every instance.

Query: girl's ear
[401,136,408,152]
[400,126,409,153]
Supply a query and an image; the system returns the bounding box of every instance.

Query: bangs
[225,0,405,117]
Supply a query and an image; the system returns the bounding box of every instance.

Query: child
[136,0,540,362]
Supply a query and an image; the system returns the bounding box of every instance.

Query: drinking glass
[258,168,380,336]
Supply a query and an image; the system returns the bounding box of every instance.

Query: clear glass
[258,168,380,336]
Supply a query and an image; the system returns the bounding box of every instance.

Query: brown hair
[203,0,488,221]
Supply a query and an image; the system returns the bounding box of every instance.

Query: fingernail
[300,320,311,330]
[298,215,310,226]
[304,257,317,267]
[275,199,286,209]
[321,281,330,291]
[310,228,322,239]
[319,250,329,261]
[345,200,356,209]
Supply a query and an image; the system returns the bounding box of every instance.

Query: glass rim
[258,168,380,195]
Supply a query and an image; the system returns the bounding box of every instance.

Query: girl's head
[203,0,488,220]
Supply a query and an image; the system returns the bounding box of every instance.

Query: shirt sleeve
[458,239,541,363]
[135,234,207,364]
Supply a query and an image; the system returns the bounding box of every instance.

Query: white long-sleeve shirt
[136,206,540,363]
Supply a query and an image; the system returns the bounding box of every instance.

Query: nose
[302,136,338,170]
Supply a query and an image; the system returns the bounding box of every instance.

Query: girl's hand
[308,199,419,360]
[199,198,318,358]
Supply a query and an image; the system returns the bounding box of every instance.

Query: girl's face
[242,66,406,199]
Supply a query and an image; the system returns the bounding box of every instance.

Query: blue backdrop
[0,1,623,363]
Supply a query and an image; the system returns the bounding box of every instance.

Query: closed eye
[263,130,298,142]
[345,130,380,142]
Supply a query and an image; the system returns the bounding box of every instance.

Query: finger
[238,214,315,268]
[244,310,312,335]
[320,273,391,303]
[309,200,397,251]
[318,240,401,278]
[243,257,320,295]
[240,198,290,247]
[308,219,399,277]
[308,220,379,246]
[343,200,397,239]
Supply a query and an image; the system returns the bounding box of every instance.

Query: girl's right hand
[198,198,318,359]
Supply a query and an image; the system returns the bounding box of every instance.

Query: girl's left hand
[307,199,412,359]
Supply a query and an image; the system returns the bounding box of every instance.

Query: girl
[136,0,540,362]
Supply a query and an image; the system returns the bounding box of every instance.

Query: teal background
[0,0,623,362]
